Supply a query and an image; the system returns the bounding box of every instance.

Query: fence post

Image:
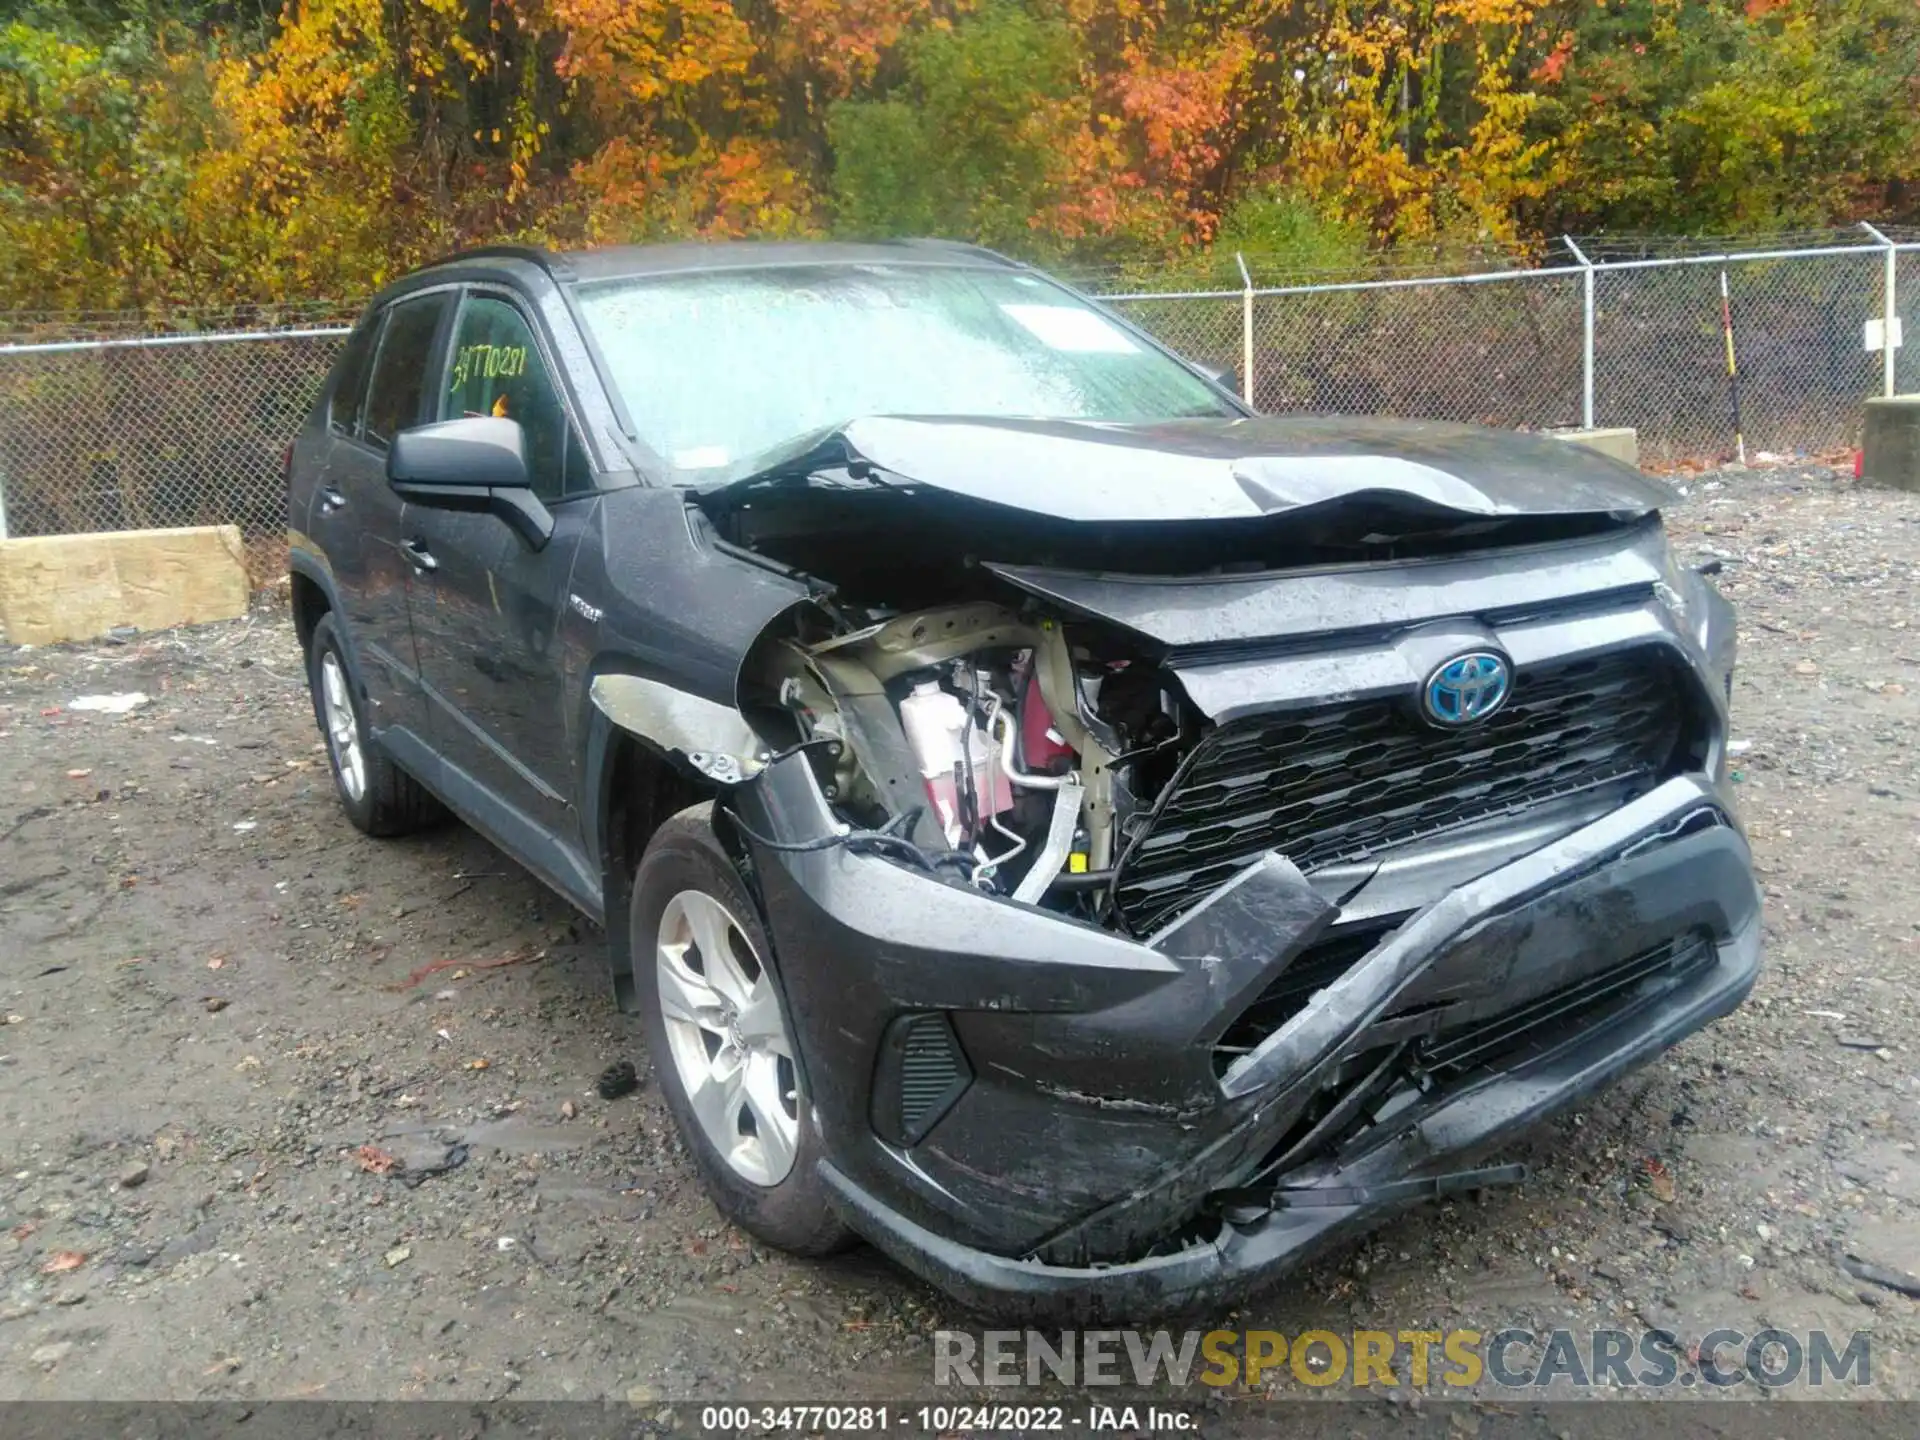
[1860,222,1898,399]
[1236,251,1255,407]
[1563,235,1597,430]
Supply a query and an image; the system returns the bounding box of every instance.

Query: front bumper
[822,912,1757,1319]
[733,760,1761,1320]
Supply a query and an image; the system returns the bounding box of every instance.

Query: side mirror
[387,417,552,549]
[1190,362,1237,395]
[390,416,530,490]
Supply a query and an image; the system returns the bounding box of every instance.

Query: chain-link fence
[1099,229,1919,465]
[1587,244,1915,465]
[1251,271,1585,425]
[0,329,350,578]
[1,231,1914,586]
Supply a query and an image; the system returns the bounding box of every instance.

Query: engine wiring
[970,687,1077,889]
[724,803,976,876]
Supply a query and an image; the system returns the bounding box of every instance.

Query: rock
[68,692,150,714]
[155,1224,222,1265]
[385,1244,411,1268]
[118,1160,150,1189]
[627,1384,660,1404]
[597,1061,640,1100]
[31,1341,73,1368]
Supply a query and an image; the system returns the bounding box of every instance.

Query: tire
[632,805,852,1257]
[306,612,444,837]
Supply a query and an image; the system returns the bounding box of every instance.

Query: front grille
[1414,930,1716,1080]
[1213,926,1394,1076]
[1114,647,1693,933]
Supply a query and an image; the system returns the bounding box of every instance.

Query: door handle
[402,537,438,573]
[318,487,347,514]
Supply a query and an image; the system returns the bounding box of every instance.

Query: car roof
[414,238,1023,287]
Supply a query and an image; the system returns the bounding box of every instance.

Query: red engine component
[1018,672,1076,773]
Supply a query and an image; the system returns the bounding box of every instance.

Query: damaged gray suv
[287,240,1760,1319]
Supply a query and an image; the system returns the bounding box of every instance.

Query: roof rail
[419,244,577,281]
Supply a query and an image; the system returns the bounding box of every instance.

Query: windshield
[573,263,1235,477]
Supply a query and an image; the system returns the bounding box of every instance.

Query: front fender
[587,672,771,786]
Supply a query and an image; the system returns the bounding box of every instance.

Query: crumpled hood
[698,413,1672,523]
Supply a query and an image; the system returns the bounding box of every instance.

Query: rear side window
[327,317,380,436]
[363,294,452,448]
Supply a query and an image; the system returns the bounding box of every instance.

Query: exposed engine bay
[748,595,1191,929]
[701,434,1708,943]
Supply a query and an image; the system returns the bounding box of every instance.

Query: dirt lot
[3,461,1919,1406]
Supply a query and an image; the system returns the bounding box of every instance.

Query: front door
[402,290,596,875]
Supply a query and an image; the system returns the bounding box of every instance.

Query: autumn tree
[1,0,1916,312]
[1525,0,1920,234]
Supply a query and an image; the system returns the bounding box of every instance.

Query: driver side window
[442,295,581,501]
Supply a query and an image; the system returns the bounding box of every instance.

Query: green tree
[1527,0,1920,234]
[827,3,1103,258]
[0,20,207,308]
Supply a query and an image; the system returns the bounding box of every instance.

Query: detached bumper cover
[734,760,1760,1318]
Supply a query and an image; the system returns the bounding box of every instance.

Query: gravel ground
[3,461,1919,1407]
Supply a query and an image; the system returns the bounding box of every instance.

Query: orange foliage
[6,0,1912,311]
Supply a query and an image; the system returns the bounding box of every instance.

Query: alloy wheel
[319,650,366,803]
[654,889,801,1186]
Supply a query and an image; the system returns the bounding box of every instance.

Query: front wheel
[631,805,852,1256]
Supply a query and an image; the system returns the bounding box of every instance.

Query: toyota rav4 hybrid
[286,240,1760,1320]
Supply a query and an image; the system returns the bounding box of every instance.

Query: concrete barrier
[1551,427,1640,468]
[1862,397,1920,493]
[0,524,248,645]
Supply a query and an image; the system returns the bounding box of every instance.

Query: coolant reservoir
[898,681,1013,845]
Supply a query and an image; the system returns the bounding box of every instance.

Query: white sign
[1001,304,1140,354]
[1865,317,1905,352]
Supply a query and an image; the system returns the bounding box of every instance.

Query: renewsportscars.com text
[933,1327,1872,1391]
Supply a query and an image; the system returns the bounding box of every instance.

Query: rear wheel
[632,806,851,1256]
[306,612,443,837]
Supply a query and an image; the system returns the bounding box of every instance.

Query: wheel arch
[290,570,330,654]
[589,710,717,1012]
[287,548,347,661]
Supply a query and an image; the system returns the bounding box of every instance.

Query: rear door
[402,287,598,885]
[307,292,453,746]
